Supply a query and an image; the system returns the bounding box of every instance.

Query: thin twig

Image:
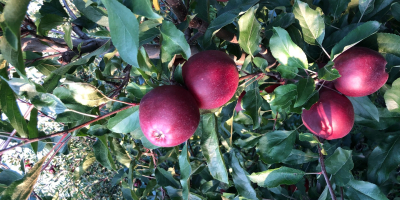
[0,104,137,155]
[340,187,344,200]
[317,144,337,200]
[272,112,279,131]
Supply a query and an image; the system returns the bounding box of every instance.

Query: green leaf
[270,27,308,70]
[270,84,298,111]
[359,0,375,19]
[355,108,400,130]
[38,14,65,35]
[201,114,229,184]
[344,179,389,200]
[392,2,400,22]
[122,184,139,200]
[242,89,263,129]
[282,149,319,165]
[348,96,379,121]
[73,0,109,27]
[324,147,354,186]
[32,59,60,76]
[330,21,381,59]
[53,40,111,74]
[2,0,30,41]
[369,33,400,57]
[294,77,316,108]
[63,24,73,50]
[160,20,191,71]
[62,82,111,107]
[257,130,296,164]
[202,0,258,48]
[127,83,152,100]
[318,61,341,81]
[384,78,400,113]
[0,169,23,185]
[102,0,139,67]
[0,32,25,75]
[238,6,261,56]
[228,149,258,199]
[328,0,351,19]
[39,0,68,17]
[179,143,192,200]
[0,154,48,200]
[293,0,325,46]
[125,0,161,19]
[276,65,299,79]
[155,167,180,188]
[248,167,305,188]
[323,23,359,52]
[0,80,29,137]
[368,132,400,184]
[362,0,394,21]
[27,108,39,154]
[92,135,117,170]
[73,152,96,180]
[110,138,132,168]
[107,106,140,133]
[31,93,68,115]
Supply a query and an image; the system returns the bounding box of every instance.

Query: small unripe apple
[183,50,239,109]
[302,89,354,140]
[139,85,200,147]
[333,47,388,97]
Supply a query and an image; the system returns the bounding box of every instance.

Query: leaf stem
[318,144,337,200]
[320,46,331,59]
[66,109,98,118]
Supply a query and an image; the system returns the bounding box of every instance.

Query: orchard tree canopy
[1,0,400,199]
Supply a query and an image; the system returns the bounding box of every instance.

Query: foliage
[0,0,400,199]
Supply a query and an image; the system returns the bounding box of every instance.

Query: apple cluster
[139,50,239,147]
[302,47,388,140]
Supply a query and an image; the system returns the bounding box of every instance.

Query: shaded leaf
[242,89,263,129]
[38,14,65,35]
[39,0,68,17]
[228,149,258,199]
[328,0,351,19]
[348,96,379,121]
[31,93,68,115]
[330,21,380,59]
[155,167,180,188]
[73,0,109,27]
[392,2,400,22]
[110,138,132,168]
[294,77,316,108]
[93,136,117,170]
[344,179,388,200]
[324,147,354,186]
[126,0,161,19]
[27,108,39,154]
[282,149,319,165]
[63,23,73,50]
[257,130,296,164]
[179,143,191,199]
[270,84,297,111]
[359,0,375,19]
[0,169,23,186]
[368,132,400,184]
[201,114,229,184]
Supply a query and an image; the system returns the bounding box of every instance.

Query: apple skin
[333,47,388,97]
[183,50,239,109]
[301,89,354,140]
[264,84,281,93]
[139,85,200,147]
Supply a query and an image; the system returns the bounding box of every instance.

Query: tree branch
[318,144,337,200]
[0,104,138,155]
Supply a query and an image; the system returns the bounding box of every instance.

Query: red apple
[301,89,354,140]
[264,84,281,93]
[139,85,200,147]
[235,92,246,112]
[182,50,239,109]
[333,47,388,97]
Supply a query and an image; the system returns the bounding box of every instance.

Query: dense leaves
[0,0,400,199]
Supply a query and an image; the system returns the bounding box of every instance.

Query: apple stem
[318,144,337,200]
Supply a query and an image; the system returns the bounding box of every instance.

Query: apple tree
[1,0,400,199]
